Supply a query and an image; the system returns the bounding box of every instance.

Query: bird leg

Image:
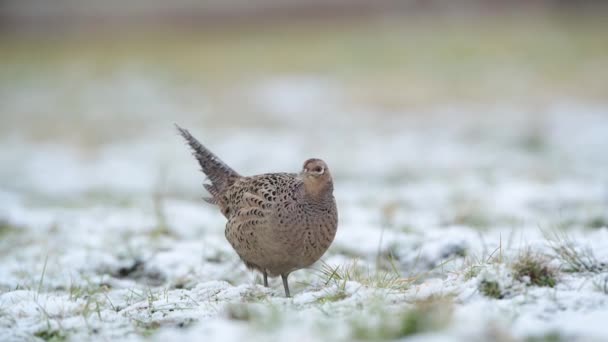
[263,271,268,287]
[281,274,291,297]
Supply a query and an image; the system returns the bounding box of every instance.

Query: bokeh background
[2,0,607,200]
[1,1,608,341]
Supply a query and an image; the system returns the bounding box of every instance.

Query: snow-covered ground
[1,74,608,341]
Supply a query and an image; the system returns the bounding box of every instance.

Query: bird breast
[276,198,338,264]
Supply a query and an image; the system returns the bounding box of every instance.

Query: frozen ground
[1,70,608,342]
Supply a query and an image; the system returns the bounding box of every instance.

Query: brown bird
[176,125,338,297]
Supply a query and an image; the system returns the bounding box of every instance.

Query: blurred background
[2,0,607,200]
[1,1,608,340]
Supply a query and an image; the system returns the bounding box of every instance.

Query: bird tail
[176,124,240,203]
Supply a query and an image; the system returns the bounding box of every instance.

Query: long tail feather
[176,124,240,201]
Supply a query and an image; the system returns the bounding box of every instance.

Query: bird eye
[313,166,323,173]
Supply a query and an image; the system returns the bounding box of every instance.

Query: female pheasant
[177,125,338,297]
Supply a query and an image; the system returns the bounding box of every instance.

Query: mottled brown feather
[177,126,338,296]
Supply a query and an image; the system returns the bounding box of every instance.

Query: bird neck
[303,178,333,200]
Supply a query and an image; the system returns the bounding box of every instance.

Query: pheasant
[176,125,338,297]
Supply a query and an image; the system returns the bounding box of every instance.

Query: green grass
[519,131,548,154]
[133,320,161,337]
[68,283,105,301]
[351,297,452,340]
[512,250,557,288]
[317,260,410,292]
[588,216,608,229]
[34,330,67,342]
[526,332,566,342]
[464,266,480,281]
[0,220,22,256]
[316,290,348,304]
[546,231,606,273]
[0,220,20,237]
[241,288,269,303]
[479,280,503,299]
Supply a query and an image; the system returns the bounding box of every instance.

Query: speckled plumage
[177,125,338,297]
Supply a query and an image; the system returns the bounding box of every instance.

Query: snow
[1,75,608,341]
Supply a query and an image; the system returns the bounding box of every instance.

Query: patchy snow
[1,75,608,341]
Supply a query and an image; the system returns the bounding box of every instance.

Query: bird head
[300,158,333,196]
